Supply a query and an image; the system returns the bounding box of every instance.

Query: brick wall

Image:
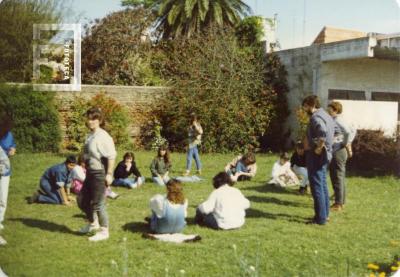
[55,85,168,144]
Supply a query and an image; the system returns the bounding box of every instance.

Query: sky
[67,0,400,50]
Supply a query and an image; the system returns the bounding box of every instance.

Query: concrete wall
[277,46,400,142]
[319,58,400,103]
[55,85,168,144]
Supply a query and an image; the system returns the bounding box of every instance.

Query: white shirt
[150,194,188,218]
[198,184,250,230]
[271,160,296,179]
[84,128,117,170]
[70,165,86,182]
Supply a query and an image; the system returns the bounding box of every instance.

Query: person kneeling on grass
[195,172,250,230]
[268,152,300,188]
[290,142,309,194]
[113,152,145,189]
[29,155,77,205]
[148,179,187,234]
[225,152,257,182]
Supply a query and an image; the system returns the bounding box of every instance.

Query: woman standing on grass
[79,107,116,242]
[184,113,203,176]
[0,115,16,245]
[327,101,356,211]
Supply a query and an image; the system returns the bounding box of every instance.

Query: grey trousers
[80,170,109,227]
[329,147,348,205]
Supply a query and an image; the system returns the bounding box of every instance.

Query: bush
[155,29,277,153]
[81,8,164,86]
[348,130,399,176]
[0,83,61,152]
[64,93,131,151]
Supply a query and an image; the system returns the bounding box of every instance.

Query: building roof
[312,26,367,44]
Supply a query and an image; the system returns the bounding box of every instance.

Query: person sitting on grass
[195,172,250,230]
[148,179,188,234]
[224,152,257,182]
[268,152,300,187]
[290,142,309,194]
[113,152,145,189]
[29,155,77,205]
[150,145,171,186]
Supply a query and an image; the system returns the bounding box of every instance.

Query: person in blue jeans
[148,179,187,234]
[184,113,203,176]
[29,155,77,205]
[225,152,257,182]
[0,114,16,234]
[113,152,145,189]
[302,95,335,225]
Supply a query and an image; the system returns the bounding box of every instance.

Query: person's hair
[123,152,135,161]
[241,152,256,166]
[86,107,104,125]
[328,101,343,114]
[65,155,77,164]
[280,152,290,161]
[295,141,304,150]
[302,95,321,109]
[77,154,85,165]
[212,172,233,189]
[190,112,198,122]
[166,179,185,204]
[157,145,171,164]
[0,114,13,139]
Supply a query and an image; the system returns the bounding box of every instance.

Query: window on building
[328,89,366,100]
[371,92,400,120]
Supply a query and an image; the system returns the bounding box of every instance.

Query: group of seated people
[27,144,308,234]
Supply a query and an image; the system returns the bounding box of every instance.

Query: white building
[276,26,400,142]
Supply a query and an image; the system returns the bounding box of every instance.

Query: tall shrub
[64,93,131,151]
[0,84,61,152]
[155,29,276,153]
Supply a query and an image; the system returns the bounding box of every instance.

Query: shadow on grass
[246,208,308,224]
[9,218,77,235]
[247,195,309,208]
[243,183,299,195]
[122,221,149,234]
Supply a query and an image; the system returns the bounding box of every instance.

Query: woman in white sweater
[195,172,250,230]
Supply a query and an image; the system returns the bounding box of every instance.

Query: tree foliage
[153,29,278,153]
[81,8,164,86]
[235,15,265,47]
[0,0,66,82]
[156,0,251,39]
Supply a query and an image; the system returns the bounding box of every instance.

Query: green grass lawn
[0,151,399,276]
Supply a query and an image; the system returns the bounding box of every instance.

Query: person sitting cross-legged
[148,179,188,234]
[195,172,250,230]
[113,152,145,189]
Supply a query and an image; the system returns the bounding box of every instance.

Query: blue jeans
[186,146,201,171]
[306,151,330,225]
[113,177,145,188]
[194,208,219,230]
[152,176,170,186]
[38,178,62,204]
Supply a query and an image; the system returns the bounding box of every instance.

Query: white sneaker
[79,221,100,234]
[107,191,119,199]
[0,235,7,246]
[88,228,109,242]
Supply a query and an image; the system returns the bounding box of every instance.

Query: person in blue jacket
[29,156,77,205]
[0,114,16,233]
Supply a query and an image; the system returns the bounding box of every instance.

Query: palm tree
[156,0,251,38]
